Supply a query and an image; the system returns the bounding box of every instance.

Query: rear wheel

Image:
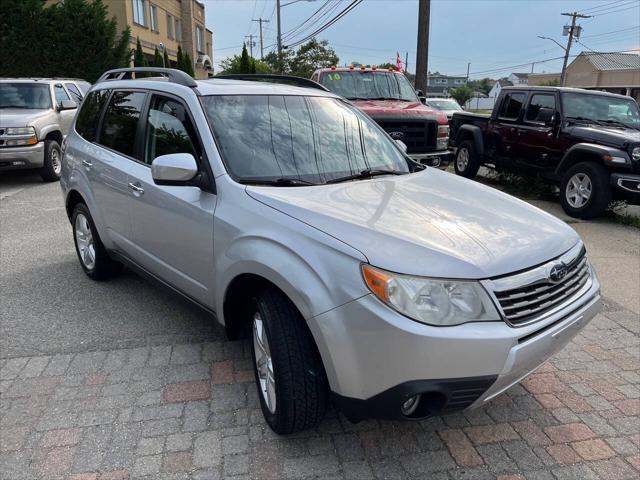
[454,140,480,179]
[72,203,122,280]
[40,139,62,182]
[251,287,327,434]
[560,162,611,219]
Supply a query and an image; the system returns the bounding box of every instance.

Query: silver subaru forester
[60,68,601,434]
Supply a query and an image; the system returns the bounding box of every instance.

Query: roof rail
[97,68,197,88]
[215,74,329,92]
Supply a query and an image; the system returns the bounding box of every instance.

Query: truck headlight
[362,264,500,326]
[437,125,449,151]
[632,147,640,162]
[6,127,36,136]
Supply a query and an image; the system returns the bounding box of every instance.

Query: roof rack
[97,68,197,88]
[215,74,329,92]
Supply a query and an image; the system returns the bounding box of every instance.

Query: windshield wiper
[599,119,639,130]
[239,177,318,187]
[565,116,596,125]
[326,168,405,184]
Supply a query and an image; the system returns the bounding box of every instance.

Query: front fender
[456,124,485,156]
[39,123,62,141]
[215,233,367,323]
[557,142,631,174]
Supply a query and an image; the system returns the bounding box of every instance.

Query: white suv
[60,68,601,434]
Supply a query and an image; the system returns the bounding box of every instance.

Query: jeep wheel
[454,140,480,179]
[72,203,122,280]
[251,287,327,434]
[40,140,62,182]
[560,162,611,219]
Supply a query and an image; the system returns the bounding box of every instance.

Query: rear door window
[498,92,526,120]
[75,90,110,141]
[525,94,556,123]
[98,91,146,158]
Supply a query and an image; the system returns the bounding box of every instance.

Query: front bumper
[0,142,45,171]
[611,172,640,205]
[409,150,450,168]
[310,272,601,421]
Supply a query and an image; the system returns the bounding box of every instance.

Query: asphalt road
[1,171,222,358]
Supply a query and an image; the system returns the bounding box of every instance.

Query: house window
[149,4,158,32]
[132,0,146,26]
[166,14,174,39]
[175,18,181,41]
[196,26,204,53]
[454,79,465,85]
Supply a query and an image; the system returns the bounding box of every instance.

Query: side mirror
[59,99,77,110]
[536,107,557,126]
[416,89,424,97]
[151,153,198,186]
[395,139,408,152]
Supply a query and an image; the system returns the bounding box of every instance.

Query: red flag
[396,52,403,72]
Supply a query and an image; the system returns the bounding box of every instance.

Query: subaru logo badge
[389,131,405,140]
[549,263,568,283]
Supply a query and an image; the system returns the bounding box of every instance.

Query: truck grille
[375,119,438,153]
[492,247,591,326]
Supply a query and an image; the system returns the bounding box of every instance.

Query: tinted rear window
[98,91,146,158]
[499,92,525,119]
[75,90,110,141]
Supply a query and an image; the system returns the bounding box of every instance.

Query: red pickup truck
[312,67,450,167]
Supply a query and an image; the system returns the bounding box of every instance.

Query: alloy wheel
[51,148,61,175]
[566,173,592,208]
[456,148,469,171]
[75,213,96,269]
[253,312,276,413]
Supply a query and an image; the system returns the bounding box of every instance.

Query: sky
[204,0,640,79]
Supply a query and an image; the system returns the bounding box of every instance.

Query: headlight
[6,127,35,136]
[632,147,640,162]
[362,264,500,326]
[437,125,449,150]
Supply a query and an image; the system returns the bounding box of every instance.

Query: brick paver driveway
[1,177,639,480]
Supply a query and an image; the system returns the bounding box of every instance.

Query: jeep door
[490,91,526,166]
[517,92,563,170]
[125,93,216,307]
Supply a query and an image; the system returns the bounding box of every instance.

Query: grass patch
[607,201,640,229]
[479,170,556,200]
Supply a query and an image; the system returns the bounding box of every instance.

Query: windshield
[426,100,462,111]
[319,71,419,102]
[0,83,51,109]
[202,95,411,184]
[562,92,640,129]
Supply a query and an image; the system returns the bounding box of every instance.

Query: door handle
[82,159,92,168]
[128,182,144,195]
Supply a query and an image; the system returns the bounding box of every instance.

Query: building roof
[497,79,513,87]
[578,51,640,70]
[511,73,529,79]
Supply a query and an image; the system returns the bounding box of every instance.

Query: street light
[537,36,567,52]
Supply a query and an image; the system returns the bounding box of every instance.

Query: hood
[568,125,640,147]
[0,109,51,128]
[246,169,579,279]
[351,99,447,123]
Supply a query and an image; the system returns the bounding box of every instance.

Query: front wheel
[454,140,480,179]
[251,288,327,434]
[40,140,62,182]
[560,162,611,219]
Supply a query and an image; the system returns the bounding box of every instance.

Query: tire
[251,287,327,434]
[40,139,62,182]
[454,140,481,179]
[71,203,122,280]
[560,162,611,219]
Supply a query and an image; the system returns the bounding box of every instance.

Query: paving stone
[19,356,50,378]
[193,431,222,468]
[164,379,211,403]
[148,345,172,367]
[399,450,456,475]
[477,443,517,474]
[223,453,249,476]
[183,400,210,432]
[502,440,544,470]
[141,418,182,437]
[163,450,193,473]
[464,423,520,444]
[0,358,28,379]
[137,436,165,456]
[283,454,340,479]
[68,351,108,374]
[438,429,483,467]
[544,423,596,443]
[132,454,162,476]
[589,457,639,480]
[170,344,202,364]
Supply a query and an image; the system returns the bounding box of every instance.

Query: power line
[284,0,363,49]
[281,0,338,41]
[591,4,640,16]
[579,0,634,14]
[581,25,640,38]
[578,0,627,13]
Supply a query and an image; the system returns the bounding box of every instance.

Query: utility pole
[466,62,470,82]
[244,35,255,57]
[405,52,409,74]
[252,18,269,60]
[560,11,590,86]
[415,0,430,93]
[276,0,282,56]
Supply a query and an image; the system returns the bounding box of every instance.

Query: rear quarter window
[75,90,110,142]
[498,92,526,120]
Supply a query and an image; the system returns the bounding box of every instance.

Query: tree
[183,53,195,77]
[450,86,474,107]
[219,53,270,74]
[153,46,162,67]
[163,48,170,68]
[134,37,146,67]
[0,0,130,82]
[176,44,184,70]
[239,43,251,74]
[288,38,338,78]
[468,77,493,95]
